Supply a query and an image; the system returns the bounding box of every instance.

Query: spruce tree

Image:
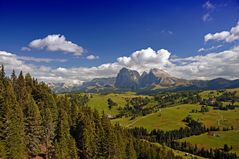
[126,138,137,159]
[55,107,78,159]
[5,80,26,159]
[24,95,43,157]
[43,108,55,159]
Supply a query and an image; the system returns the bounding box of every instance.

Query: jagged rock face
[139,68,177,87]
[115,68,140,90]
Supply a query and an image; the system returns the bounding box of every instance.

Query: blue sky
[0,0,239,84]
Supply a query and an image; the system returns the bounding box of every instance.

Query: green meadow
[85,88,239,158]
[178,130,239,155]
[112,104,201,131]
[86,92,152,115]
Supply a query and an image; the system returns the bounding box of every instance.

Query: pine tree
[55,107,78,158]
[43,108,55,159]
[126,138,137,159]
[25,73,34,94]
[11,70,17,90]
[76,109,97,159]
[0,65,7,158]
[5,80,26,159]
[0,141,7,159]
[68,137,78,159]
[24,95,43,157]
[100,113,117,158]
[0,64,5,80]
[55,108,70,158]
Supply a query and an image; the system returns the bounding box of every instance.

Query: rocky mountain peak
[114,67,140,90]
[149,68,171,78]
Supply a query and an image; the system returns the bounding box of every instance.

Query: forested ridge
[0,65,182,159]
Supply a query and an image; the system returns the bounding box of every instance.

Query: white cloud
[198,45,222,52]
[117,47,171,72]
[0,51,34,73]
[86,55,99,60]
[203,1,215,10]
[202,1,215,22]
[17,56,66,63]
[205,21,239,42]
[170,45,239,79]
[2,45,239,85]
[161,30,173,35]
[202,13,212,22]
[21,47,31,51]
[24,34,84,56]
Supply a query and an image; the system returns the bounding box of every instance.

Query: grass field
[84,89,239,159]
[143,140,207,159]
[178,130,239,155]
[112,104,239,131]
[85,89,239,158]
[86,92,153,116]
[191,107,239,130]
[112,104,201,131]
[199,88,239,99]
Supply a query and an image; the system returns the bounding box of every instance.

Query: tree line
[0,65,182,159]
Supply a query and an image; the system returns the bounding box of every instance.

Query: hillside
[84,88,239,158]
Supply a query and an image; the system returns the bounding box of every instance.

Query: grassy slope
[111,88,239,131]
[84,89,239,157]
[191,107,239,130]
[178,130,239,155]
[112,104,239,131]
[86,92,153,116]
[112,104,201,131]
[143,140,207,159]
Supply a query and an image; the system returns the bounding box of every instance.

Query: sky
[0,0,239,84]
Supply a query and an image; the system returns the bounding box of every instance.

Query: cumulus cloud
[2,45,239,85]
[23,34,84,56]
[117,47,171,72]
[86,55,99,60]
[202,1,215,22]
[170,45,239,79]
[205,21,239,42]
[0,51,34,73]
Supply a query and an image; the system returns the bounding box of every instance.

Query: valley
[2,1,239,158]
[82,88,239,158]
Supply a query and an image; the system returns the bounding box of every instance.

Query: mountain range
[50,68,239,93]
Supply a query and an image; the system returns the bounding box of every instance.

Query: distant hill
[50,67,239,93]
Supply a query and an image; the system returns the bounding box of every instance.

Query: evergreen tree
[0,64,5,80]
[5,80,26,159]
[24,95,43,157]
[126,138,137,159]
[55,107,79,159]
[43,108,55,159]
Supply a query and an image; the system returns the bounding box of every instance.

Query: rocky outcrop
[114,67,140,90]
[139,68,190,87]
